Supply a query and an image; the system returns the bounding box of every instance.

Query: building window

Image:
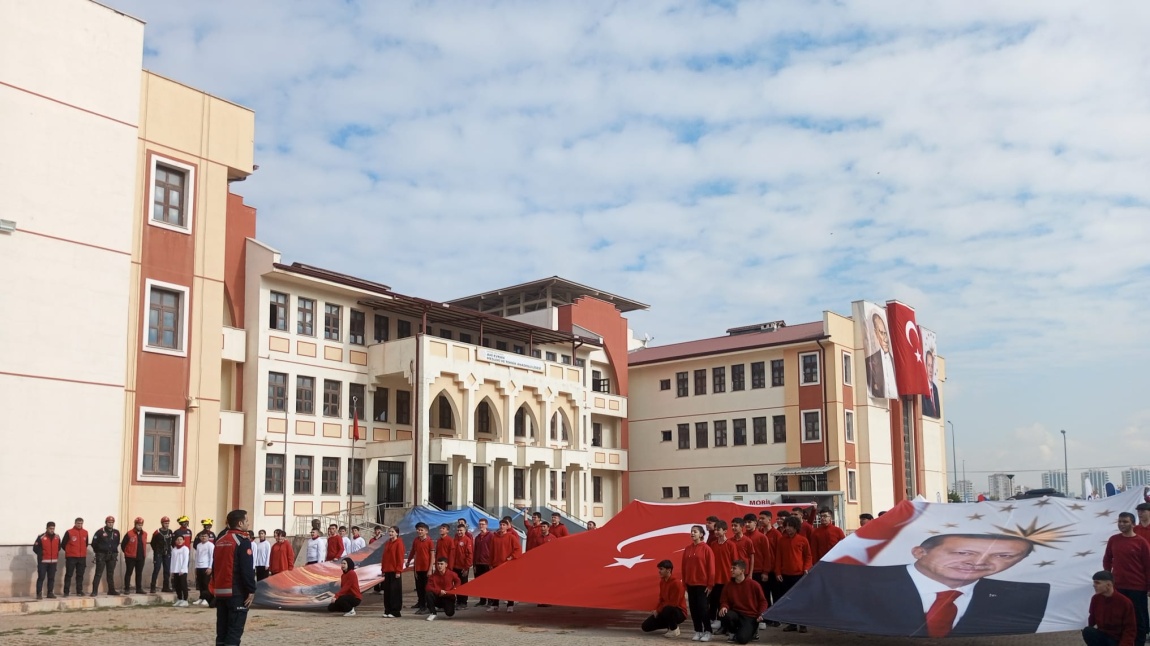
[660,430,672,442]
[659,379,671,391]
[512,344,523,354]
[296,376,314,415]
[844,409,855,443]
[437,395,454,430]
[323,380,341,418]
[773,415,787,443]
[267,372,287,411]
[733,418,747,446]
[546,351,557,362]
[396,390,411,425]
[591,422,602,447]
[497,341,509,351]
[349,383,365,420]
[712,367,726,393]
[735,484,749,493]
[593,476,603,503]
[801,474,828,492]
[731,364,745,391]
[750,362,765,389]
[373,388,389,422]
[842,352,853,386]
[513,468,525,499]
[549,412,569,442]
[397,319,412,339]
[549,470,557,500]
[775,475,789,492]
[514,408,527,438]
[676,372,689,397]
[324,304,341,341]
[677,424,690,450]
[269,292,288,331]
[264,454,285,494]
[771,359,785,387]
[714,420,728,447]
[678,486,690,499]
[662,487,673,499]
[695,422,709,448]
[754,473,770,492]
[752,417,767,444]
[150,160,193,230]
[475,401,492,434]
[145,281,188,355]
[294,456,313,494]
[847,469,858,501]
[575,357,585,367]
[460,333,473,345]
[140,411,179,478]
[297,298,315,336]
[800,352,820,385]
[349,310,365,345]
[802,410,822,443]
[561,354,571,365]
[348,458,365,496]
[321,457,340,495]
[373,314,389,342]
[694,369,707,396]
[440,329,453,340]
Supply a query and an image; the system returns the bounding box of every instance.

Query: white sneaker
[171,600,179,606]
[426,613,437,621]
[382,614,394,618]
[701,633,712,642]
[344,608,356,617]
[711,620,721,632]
[692,633,703,642]
[506,605,514,613]
[200,599,209,606]
[665,627,681,638]
[758,622,766,630]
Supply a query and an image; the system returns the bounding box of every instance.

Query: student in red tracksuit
[682,525,715,640]
[33,521,61,599]
[472,518,494,608]
[1103,512,1150,646]
[642,559,688,637]
[538,522,555,547]
[791,507,815,541]
[435,524,456,570]
[719,560,769,645]
[774,516,813,633]
[525,513,543,551]
[380,526,405,618]
[327,558,362,616]
[811,508,846,562]
[729,518,753,566]
[549,513,569,538]
[486,517,521,612]
[453,524,473,607]
[407,522,434,613]
[1086,570,1137,646]
[758,510,782,624]
[743,515,773,617]
[425,557,462,620]
[269,529,295,576]
[708,520,740,630]
[325,524,343,562]
[61,517,89,597]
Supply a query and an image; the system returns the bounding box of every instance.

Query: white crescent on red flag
[885,301,931,396]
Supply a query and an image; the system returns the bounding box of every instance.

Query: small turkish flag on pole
[885,301,930,396]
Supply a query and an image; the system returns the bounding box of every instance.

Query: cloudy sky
[105,0,1150,493]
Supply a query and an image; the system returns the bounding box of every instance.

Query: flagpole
[350,396,358,527]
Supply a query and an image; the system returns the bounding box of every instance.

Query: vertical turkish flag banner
[884,301,930,396]
[351,405,360,441]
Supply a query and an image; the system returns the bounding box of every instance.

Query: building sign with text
[477,348,545,372]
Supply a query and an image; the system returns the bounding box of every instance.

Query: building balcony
[366,438,413,460]
[429,437,476,463]
[590,447,627,471]
[587,391,627,418]
[518,443,553,467]
[477,440,517,464]
[219,410,244,445]
[221,326,246,363]
[367,337,417,380]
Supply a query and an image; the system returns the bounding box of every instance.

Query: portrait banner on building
[921,326,941,418]
[854,301,899,400]
[885,301,930,396]
[766,487,1149,637]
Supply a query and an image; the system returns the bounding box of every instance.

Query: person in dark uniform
[212,509,258,646]
[150,516,174,593]
[121,517,148,594]
[91,516,121,596]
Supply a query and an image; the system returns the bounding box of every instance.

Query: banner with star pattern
[766,487,1148,637]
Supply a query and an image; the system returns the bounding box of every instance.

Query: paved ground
[0,592,1086,646]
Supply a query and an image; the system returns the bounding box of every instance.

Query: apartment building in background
[1122,468,1150,490]
[1042,470,1069,496]
[0,0,255,596]
[987,473,1014,501]
[627,306,948,531]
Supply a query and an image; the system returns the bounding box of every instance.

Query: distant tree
[947,490,962,503]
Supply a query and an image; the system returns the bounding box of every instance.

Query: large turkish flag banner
[885,301,930,396]
[455,500,797,610]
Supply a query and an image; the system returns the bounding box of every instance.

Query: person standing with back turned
[212,509,258,646]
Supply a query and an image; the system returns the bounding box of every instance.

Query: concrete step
[0,591,177,616]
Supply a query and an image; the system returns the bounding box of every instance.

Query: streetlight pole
[1061,429,1069,497]
[962,459,967,502]
[948,420,957,500]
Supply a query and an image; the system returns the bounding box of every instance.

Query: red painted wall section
[557,296,632,502]
[798,383,824,467]
[224,192,256,328]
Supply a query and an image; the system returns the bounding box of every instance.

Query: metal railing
[289,501,412,537]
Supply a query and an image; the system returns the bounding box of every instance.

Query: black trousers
[215,596,249,646]
[64,557,86,595]
[642,606,686,632]
[255,566,269,581]
[36,562,58,596]
[776,574,805,627]
[753,572,773,605]
[453,568,469,604]
[707,583,725,623]
[91,553,118,593]
[1118,589,1149,646]
[383,572,402,616]
[425,591,456,616]
[173,573,189,600]
[1083,626,1121,646]
[196,568,215,602]
[722,610,759,644]
[151,554,171,591]
[473,563,491,604]
[123,557,145,592]
[327,595,361,613]
[687,585,709,634]
[414,571,428,608]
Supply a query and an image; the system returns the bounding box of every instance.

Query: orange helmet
[161,516,170,523]
[105,515,115,523]
[134,517,144,525]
